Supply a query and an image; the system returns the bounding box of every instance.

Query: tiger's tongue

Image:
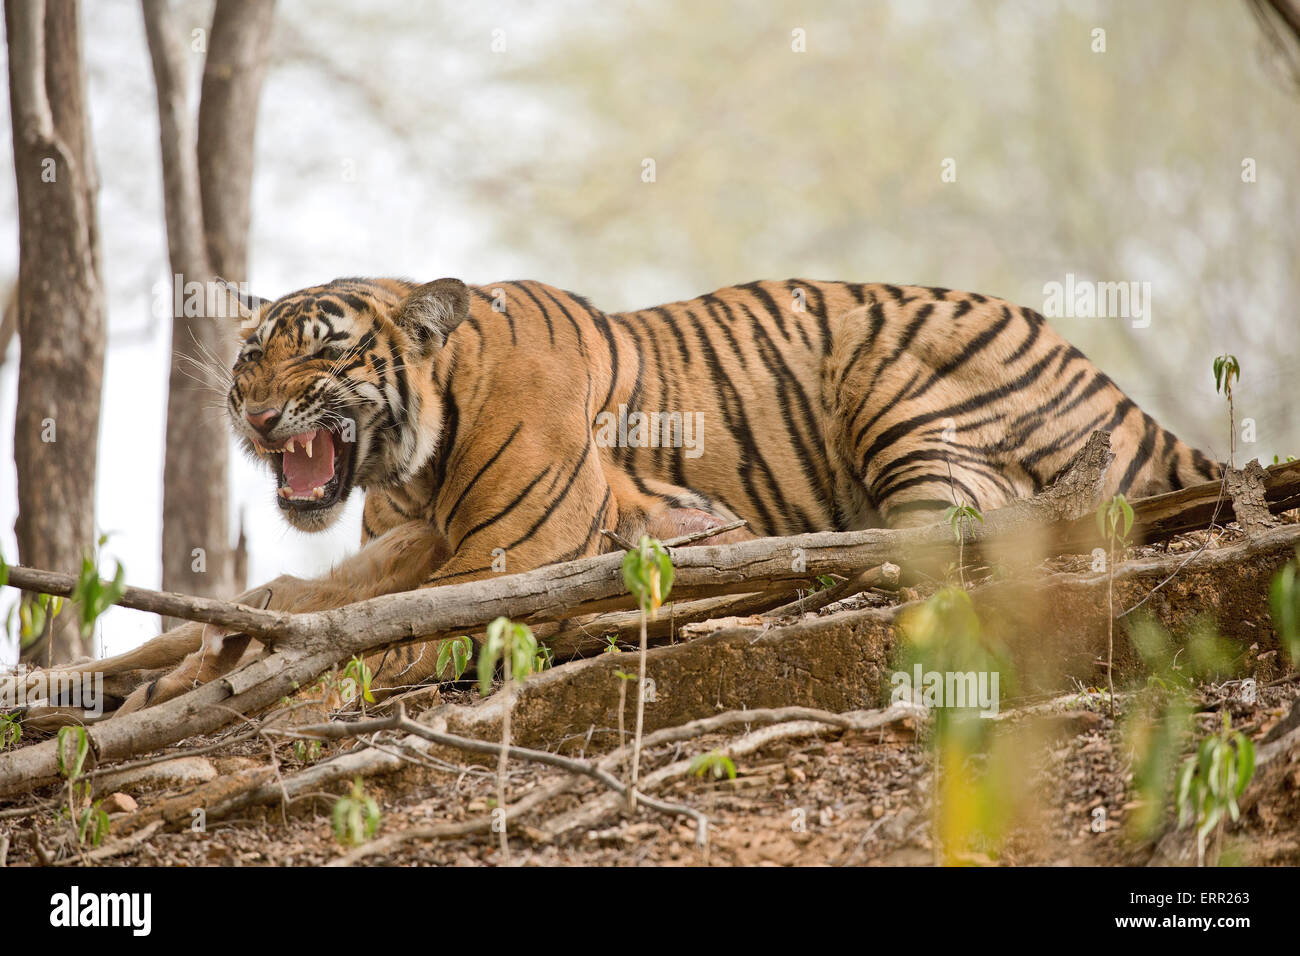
[282,428,336,493]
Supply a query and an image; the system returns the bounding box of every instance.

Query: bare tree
[5,0,107,663]
[142,0,274,619]
[1248,0,1300,88]
[198,0,275,282]
[0,282,17,366]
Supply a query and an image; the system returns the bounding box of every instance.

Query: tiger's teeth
[278,487,291,498]
[304,437,313,458]
[285,438,296,454]
[312,486,325,500]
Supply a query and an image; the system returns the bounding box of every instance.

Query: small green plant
[71,803,111,848]
[1273,454,1297,465]
[622,536,675,811]
[1125,694,1194,840]
[944,503,983,540]
[18,593,64,658]
[1096,493,1135,547]
[690,750,737,782]
[56,725,91,781]
[1122,615,1193,839]
[0,713,21,750]
[1122,613,1243,843]
[1211,354,1240,395]
[477,617,544,864]
[1212,354,1241,469]
[1176,711,1255,867]
[55,725,109,848]
[896,587,1020,863]
[436,635,473,681]
[340,656,375,712]
[332,777,381,846]
[69,534,127,642]
[1097,493,1135,718]
[293,739,322,763]
[943,502,983,587]
[0,554,61,661]
[1269,549,1300,667]
[477,617,542,696]
[623,535,674,620]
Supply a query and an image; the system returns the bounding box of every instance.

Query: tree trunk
[198,0,275,283]
[144,0,273,622]
[5,0,108,663]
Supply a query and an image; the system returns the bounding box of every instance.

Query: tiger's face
[227,278,469,531]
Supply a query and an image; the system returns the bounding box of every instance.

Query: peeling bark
[5,0,107,663]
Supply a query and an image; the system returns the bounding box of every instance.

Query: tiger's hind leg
[828,410,1023,529]
[854,434,1025,530]
[872,470,1013,528]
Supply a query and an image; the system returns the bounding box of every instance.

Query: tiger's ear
[393,278,470,357]
[215,277,269,330]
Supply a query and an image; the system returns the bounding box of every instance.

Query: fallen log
[0,432,1118,658]
[9,439,1293,664]
[543,588,795,658]
[2,438,1296,798]
[1058,457,1300,552]
[433,522,1300,756]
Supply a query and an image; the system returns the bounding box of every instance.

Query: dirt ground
[3,675,1296,867]
[3,522,1299,867]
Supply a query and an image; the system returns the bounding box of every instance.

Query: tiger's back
[363,279,1217,561]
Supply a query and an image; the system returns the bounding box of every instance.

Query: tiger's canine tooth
[305,437,313,458]
[285,438,296,454]
[311,486,325,499]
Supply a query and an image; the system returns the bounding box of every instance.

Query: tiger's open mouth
[253,426,355,513]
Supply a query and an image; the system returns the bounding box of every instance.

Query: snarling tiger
[102,278,1225,711]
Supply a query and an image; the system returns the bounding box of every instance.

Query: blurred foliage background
[0,0,1297,651]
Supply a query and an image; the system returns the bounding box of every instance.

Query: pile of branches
[2,433,1299,864]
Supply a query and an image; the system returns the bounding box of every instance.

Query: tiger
[66,277,1226,713]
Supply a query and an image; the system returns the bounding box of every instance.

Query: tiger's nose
[245,406,281,434]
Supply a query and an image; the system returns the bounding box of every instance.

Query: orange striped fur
[136,277,1220,702]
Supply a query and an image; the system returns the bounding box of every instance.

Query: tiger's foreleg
[109,521,449,715]
[0,584,277,718]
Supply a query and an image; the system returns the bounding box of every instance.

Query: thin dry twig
[66,820,165,866]
[544,704,924,838]
[274,704,710,842]
[600,518,749,553]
